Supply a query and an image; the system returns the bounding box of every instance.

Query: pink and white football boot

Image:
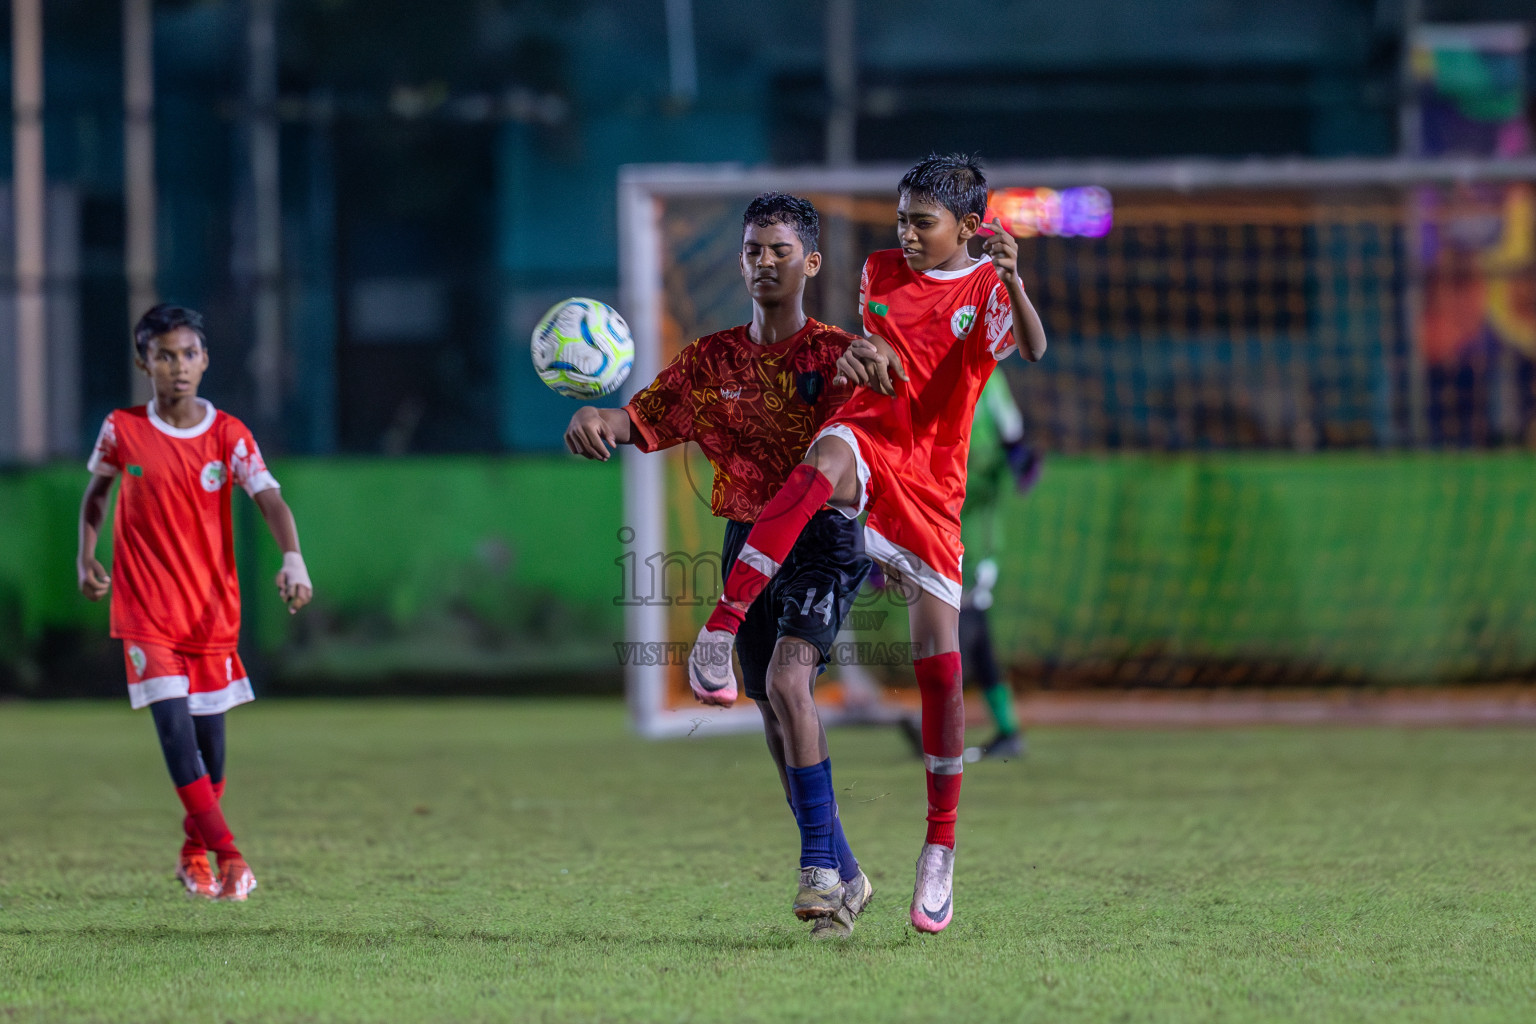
[909,843,955,933]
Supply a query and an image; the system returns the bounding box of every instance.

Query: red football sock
[180,814,203,857]
[916,651,964,848]
[706,464,835,634]
[175,775,241,861]
[180,778,227,858]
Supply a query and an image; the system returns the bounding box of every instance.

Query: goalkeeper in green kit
[900,372,1040,761]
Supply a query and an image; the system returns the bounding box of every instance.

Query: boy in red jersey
[76,304,313,901]
[566,194,875,938]
[692,155,1048,934]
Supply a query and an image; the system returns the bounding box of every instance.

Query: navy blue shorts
[723,509,872,703]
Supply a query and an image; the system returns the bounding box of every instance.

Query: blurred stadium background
[1,0,1534,710]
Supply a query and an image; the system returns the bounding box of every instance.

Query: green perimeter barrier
[983,453,1536,686]
[0,465,111,654]
[2,453,1533,691]
[239,457,626,684]
[0,457,626,692]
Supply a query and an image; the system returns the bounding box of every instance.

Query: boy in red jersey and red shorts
[76,304,313,901]
[692,155,1049,933]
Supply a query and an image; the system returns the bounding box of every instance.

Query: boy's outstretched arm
[565,406,634,462]
[252,488,312,613]
[982,218,1048,362]
[76,475,114,601]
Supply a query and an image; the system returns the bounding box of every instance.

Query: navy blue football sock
[831,812,860,882]
[786,793,859,879]
[785,759,838,871]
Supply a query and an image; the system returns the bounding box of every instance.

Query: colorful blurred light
[986,186,1114,238]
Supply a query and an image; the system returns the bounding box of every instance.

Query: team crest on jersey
[795,371,825,404]
[200,461,226,492]
[128,645,147,678]
[950,305,978,339]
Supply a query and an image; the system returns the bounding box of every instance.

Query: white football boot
[811,868,874,940]
[793,866,845,920]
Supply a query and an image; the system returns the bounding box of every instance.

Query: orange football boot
[175,850,220,899]
[216,857,258,901]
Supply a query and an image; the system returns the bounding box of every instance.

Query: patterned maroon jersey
[625,319,855,520]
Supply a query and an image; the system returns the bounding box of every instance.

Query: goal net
[617,158,1536,737]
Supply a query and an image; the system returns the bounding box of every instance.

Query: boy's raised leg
[690,440,861,702]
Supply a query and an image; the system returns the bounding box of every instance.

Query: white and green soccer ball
[531,297,635,400]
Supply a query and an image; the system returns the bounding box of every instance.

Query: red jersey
[87,400,279,654]
[836,248,1016,521]
[625,319,855,521]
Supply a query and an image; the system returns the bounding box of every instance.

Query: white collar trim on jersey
[147,398,217,438]
[921,257,988,281]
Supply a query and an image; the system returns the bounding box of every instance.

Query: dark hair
[742,192,820,254]
[898,153,988,222]
[133,303,206,358]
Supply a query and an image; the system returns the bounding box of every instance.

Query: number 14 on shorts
[800,588,835,624]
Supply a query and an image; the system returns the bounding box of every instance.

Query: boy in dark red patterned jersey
[76,304,313,901]
[694,155,1050,934]
[565,194,874,938]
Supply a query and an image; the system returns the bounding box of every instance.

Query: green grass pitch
[2,698,1534,1023]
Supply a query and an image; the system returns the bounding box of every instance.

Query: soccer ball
[531,298,635,400]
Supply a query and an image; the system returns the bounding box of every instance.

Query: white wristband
[281,551,312,591]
